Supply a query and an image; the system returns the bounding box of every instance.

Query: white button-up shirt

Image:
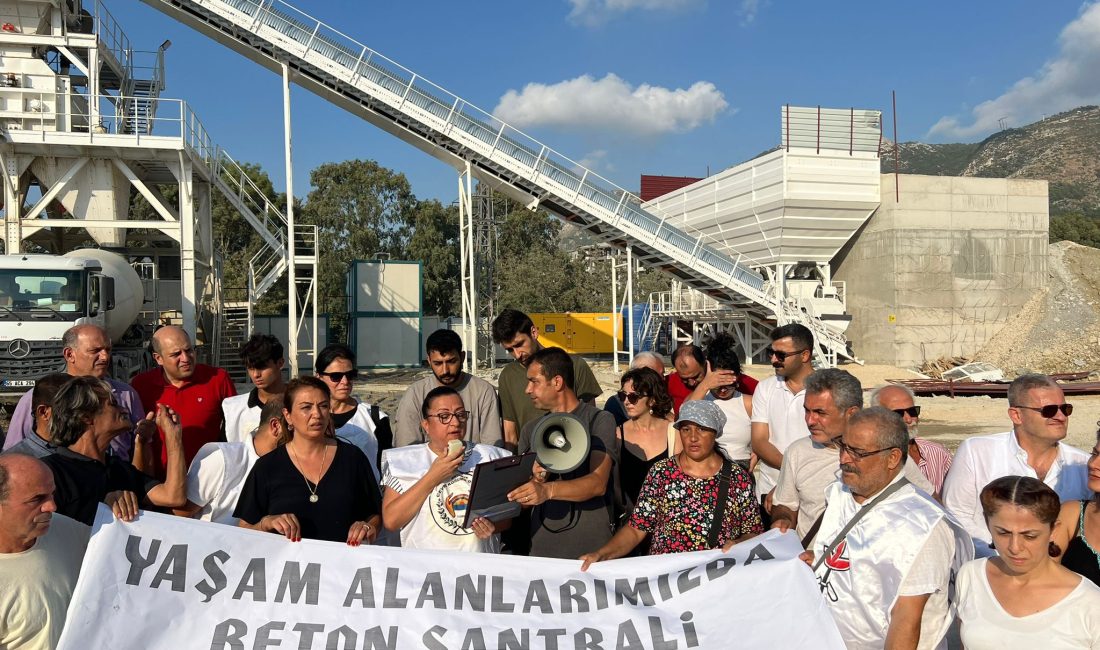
[942,430,1089,557]
[751,375,811,496]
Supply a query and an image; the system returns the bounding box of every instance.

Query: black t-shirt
[42,448,160,525]
[331,406,357,430]
[233,440,382,543]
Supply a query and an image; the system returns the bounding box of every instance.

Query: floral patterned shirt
[629,457,763,554]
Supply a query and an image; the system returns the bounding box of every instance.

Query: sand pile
[975,241,1100,376]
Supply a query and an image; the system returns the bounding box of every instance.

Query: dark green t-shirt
[498,354,603,429]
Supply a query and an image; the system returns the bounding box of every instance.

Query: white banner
[60,507,843,649]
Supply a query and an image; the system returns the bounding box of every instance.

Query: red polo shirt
[667,372,758,415]
[130,364,236,470]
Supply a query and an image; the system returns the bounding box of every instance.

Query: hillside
[884,106,1100,216]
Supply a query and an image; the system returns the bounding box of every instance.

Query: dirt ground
[350,361,1100,455]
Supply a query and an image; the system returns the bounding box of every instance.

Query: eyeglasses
[319,370,357,384]
[765,347,807,362]
[616,390,647,405]
[427,410,469,425]
[1013,403,1073,418]
[836,440,899,461]
[892,406,921,418]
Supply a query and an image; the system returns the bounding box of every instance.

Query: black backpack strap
[707,458,734,549]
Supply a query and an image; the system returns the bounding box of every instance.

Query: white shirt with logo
[381,443,510,553]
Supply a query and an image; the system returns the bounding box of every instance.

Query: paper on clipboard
[461,452,537,528]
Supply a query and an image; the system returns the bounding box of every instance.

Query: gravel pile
[975,241,1100,376]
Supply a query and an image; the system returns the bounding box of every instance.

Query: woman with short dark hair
[955,475,1100,648]
[314,344,388,478]
[234,377,382,544]
[616,367,677,517]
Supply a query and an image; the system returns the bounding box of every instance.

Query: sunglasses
[765,347,807,362]
[892,406,921,418]
[837,440,900,461]
[617,390,647,405]
[1014,403,1073,418]
[319,370,357,383]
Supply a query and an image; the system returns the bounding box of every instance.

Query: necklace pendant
[309,494,319,503]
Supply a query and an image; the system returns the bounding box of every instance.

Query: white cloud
[739,0,763,24]
[567,0,701,26]
[929,2,1100,139]
[493,73,730,136]
[576,149,614,173]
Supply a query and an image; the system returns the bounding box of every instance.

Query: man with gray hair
[869,384,952,498]
[942,373,1088,557]
[2,323,149,461]
[771,370,932,544]
[809,407,972,650]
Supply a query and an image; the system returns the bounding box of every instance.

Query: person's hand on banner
[799,550,814,566]
[578,551,606,571]
[259,513,301,541]
[105,490,140,521]
[346,519,378,546]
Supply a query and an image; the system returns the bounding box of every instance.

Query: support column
[178,156,198,339]
[1,149,22,253]
[626,246,634,360]
[282,63,298,375]
[457,164,476,371]
[611,251,618,374]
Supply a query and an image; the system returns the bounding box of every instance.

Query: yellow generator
[530,312,622,355]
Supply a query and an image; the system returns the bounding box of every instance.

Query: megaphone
[532,413,591,474]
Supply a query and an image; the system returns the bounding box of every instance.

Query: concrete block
[1007,178,1049,197]
[951,176,1008,196]
[951,193,1009,214]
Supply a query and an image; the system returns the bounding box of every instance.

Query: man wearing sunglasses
[221,334,286,446]
[393,329,503,448]
[750,324,815,506]
[942,373,1090,557]
[809,407,973,650]
[869,384,952,499]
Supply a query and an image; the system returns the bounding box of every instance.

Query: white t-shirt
[0,514,89,649]
[381,442,510,552]
[942,431,1090,556]
[957,558,1100,649]
[705,391,752,461]
[335,402,386,484]
[221,392,261,446]
[750,375,810,495]
[185,439,261,525]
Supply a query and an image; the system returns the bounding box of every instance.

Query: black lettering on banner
[458,629,485,650]
[536,628,568,650]
[648,616,678,650]
[124,535,160,586]
[521,579,553,614]
[454,574,486,612]
[275,561,321,606]
[362,626,398,650]
[490,576,516,613]
[253,621,285,650]
[422,625,448,650]
[616,619,644,650]
[209,619,247,650]
[414,572,446,609]
[343,568,375,608]
[498,628,529,649]
[704,558,737,581]
[195,550,230,603]
[681,611,699,648]
[655,573,673,601]
[382,568,407,608]
[232,558,268,602]
[676,566,701,593]
[559,580,589,614]
[326,625,358,650]
[149,543,188,593]
[293,623,326,648]
[614,577,655,607]
[592,579,609,610]
[575,627,603,650]
[744,543,775,565]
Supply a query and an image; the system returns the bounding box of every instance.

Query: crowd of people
[1,313,1100,648]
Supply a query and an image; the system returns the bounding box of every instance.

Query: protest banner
[59,507,844,649]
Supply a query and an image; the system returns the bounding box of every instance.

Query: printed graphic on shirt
[429,472,474,536]
[818,539,849,603]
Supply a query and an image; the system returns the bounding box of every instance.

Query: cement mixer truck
[0,249,149,402]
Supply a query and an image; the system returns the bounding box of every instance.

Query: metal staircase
[140,0,855,363]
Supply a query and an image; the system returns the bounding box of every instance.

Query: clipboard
[461,452,537,528]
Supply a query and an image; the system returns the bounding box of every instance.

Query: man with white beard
[869,384,952,500]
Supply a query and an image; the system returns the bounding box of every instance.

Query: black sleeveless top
[1062,501,1100,587]
[618,425,669,507]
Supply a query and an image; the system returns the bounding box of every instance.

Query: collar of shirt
[1009,429,1067,476]
[775,375,806,397]
[844,469,908,509]
[246,388,264,409]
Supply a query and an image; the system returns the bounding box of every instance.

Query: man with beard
[221,334,287,445]
[131,326,236,478]
[0,453,89,648]
[771,370,933,545]
[491,309,601,450]
[394,329,503,447]
[3,324,149,461]
[869,384,952,499]
[750,324,815,505]
[668,343,758,415]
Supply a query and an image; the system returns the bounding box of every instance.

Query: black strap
[368,404,381,426]
[801,509,826,550]
[812,478,910,572]
[707,458,734,549]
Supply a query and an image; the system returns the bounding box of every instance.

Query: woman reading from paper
[234,377,382,545]
[380,386,511,551]
[955,476,1100,648]
[580,400,762,568]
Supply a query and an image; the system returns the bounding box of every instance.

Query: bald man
[2,324,148,461]
[869,384,953,498]
[130,327,236,478]
[0,454,89,649]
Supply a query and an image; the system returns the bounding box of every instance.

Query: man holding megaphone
[507,347,619,560]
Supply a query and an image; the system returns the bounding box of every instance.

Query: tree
[1050,213,1100,248]
[407,199,460,317]
[300,160,418,322]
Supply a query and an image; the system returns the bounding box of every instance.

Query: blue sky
[122,0,1098,203]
